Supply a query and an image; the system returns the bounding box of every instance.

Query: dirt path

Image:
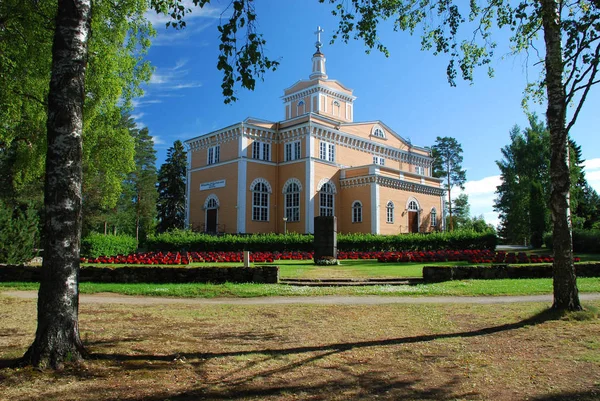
[3,290,600,305]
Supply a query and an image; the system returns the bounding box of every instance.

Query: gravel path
[3,290,600,305]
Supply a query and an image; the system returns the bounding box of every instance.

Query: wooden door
[408,211,418,233]
[206,209,217,233]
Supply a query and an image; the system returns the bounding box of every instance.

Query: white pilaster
[371,181,380,234]
[237,159,247,233]
[306,158,315,233]
[185,150,192,229]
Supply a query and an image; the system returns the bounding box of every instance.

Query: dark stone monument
[314,216,337,261]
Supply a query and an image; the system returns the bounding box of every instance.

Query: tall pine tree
[157,140,187,232]
[431,137,467,231]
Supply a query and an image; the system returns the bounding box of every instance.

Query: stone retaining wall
[423,262,600,282]
[0,264,279,284]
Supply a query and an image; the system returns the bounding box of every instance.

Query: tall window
[297,100,305,115]
[386,201,394,224]
[285,141,301,161]
[252,182,269,221]
[285,183,300,222]
[252,141,270,161]
[207,145,220,165]
[415,165,425,175]
[431,208,437,227]
[319,182,335,216]
[352,201,362,223]
[319,141,335,162]
[373,155,385,166]
[333,100,340,117]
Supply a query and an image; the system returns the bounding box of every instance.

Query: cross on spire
[314,26,324,52]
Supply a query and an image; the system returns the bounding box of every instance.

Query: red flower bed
[81,250,579,265]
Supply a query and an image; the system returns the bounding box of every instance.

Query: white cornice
[341,175,445,196]
[282,83,356,103]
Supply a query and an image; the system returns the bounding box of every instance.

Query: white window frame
[284,183,300,222]
[252,141,270,161]
[251,182,270,221]
[285,140,301,162]
[373,128,385,138]
[207,145,220,165]
[415,165,425,175]
[386,201,394,224]
[297,100,305,115]
[319,141,335,162]
[352,201,362,223]
[373,155,385,166]
[319,182,335,216]
[332,100,340,117]
[431,207,437,227]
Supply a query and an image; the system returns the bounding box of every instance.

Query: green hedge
[146,229,497,253]
[81,233,138,258]
[544,229,600,253]
[0,202,39,264]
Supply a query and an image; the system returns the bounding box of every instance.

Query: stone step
[279,278,423,287]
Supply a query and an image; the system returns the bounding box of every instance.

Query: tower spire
[315,26,324,53]
[310,26,327,79]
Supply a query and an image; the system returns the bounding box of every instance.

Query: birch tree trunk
[540,0,582,311]
[21,0,91,368]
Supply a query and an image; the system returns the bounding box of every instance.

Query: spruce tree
[157,140,187,232]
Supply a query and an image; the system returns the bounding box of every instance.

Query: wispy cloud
[132,99,163,108]
[145,1,221,27]
[152,135,166,146]
[131,112,145,121]
[146,59,202,91]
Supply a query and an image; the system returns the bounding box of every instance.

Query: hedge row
[543,229,600,253]
[81,233,138,258]
[145,229,497,253]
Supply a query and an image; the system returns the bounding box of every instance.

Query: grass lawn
[2,277,600,298]
[1,295,599,400]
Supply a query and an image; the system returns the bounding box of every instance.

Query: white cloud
[145,2,221,27]
[583,157,600,171]
[452,175,502,227]
[130,112,145,121]
[132,99,163,108]
[152,135,166,146]
[584,158,600,193]
[171,82,203,90]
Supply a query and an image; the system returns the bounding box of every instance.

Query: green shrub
[81,233,137,258]
[146,230,313,252]
[543,229,600,253]
[337,230,497,251]
[0,201,39,264]
[146,229,497,253]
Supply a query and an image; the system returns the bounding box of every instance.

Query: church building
[184,29,445,235]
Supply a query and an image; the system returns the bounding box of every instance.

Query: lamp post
[282,216,288,234]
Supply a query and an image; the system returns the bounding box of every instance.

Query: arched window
[206,199,217,209]
[386,201,394,224]
[251,179,271,221]
[371,125,386,139]
[431,207,437,227]
[319,182,335,216]
[408,200,419,211]
[352,201,362,223]
[284,182,301,222]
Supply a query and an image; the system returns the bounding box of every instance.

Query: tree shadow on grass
[91,307,564,365]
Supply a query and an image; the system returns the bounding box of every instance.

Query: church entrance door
[206,209,217,233]
[408,211,418,233]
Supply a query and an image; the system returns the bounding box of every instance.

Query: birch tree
[320,0,600,311]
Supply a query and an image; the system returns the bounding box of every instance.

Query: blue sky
[135,0,600,227]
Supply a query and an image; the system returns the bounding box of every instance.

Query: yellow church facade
[184,36,445,235]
